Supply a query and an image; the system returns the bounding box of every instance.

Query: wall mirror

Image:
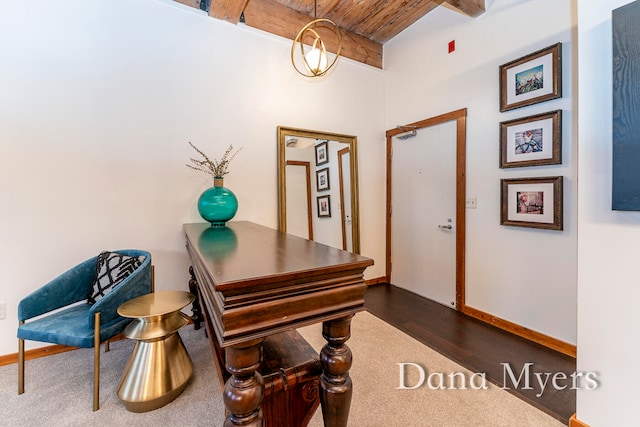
[277,126,361,254]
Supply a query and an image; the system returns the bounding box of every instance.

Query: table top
[118,291,195,319]
[184,221,374,346]
[184,221,373,294]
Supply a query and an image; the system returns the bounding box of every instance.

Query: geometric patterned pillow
[88,251,145,304]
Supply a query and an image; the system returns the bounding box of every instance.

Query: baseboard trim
[365,276,387,286]
[462,304,576,358]
[569,413,590,427]
[0,334,128,367]
[0,343,77,367]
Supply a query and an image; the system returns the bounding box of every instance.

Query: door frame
[385,108,467,309]
[338,146,350,250]
[286,160,313,240]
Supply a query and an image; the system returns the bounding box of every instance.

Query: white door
[339,148,353,251]
[391,121,457,308]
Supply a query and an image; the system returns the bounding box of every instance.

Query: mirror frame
[277,126,361,254]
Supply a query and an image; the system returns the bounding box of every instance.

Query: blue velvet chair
[17,249,153,411]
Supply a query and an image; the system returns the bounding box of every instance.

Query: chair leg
[18,321,24,395]
[93,312,100,411]
[105,339,110,353]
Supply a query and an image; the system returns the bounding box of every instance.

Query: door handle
[438,224,452,230]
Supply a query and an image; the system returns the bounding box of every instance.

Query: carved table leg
[319,315,354,427]
[223,338,265,427]
[188,266,203,330]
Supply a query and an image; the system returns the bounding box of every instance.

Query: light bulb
[304,39,328,74]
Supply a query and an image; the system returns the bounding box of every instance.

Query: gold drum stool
[117,290,195,412]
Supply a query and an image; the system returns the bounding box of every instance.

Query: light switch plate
[466,197,477,209]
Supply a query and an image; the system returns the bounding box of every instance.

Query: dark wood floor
[364,283,575,424]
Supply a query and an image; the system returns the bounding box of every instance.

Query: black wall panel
[612,0,640,210]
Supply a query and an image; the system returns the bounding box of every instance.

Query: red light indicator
[448,40,455,53]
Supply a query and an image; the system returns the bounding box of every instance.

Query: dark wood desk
[184,221,373,427]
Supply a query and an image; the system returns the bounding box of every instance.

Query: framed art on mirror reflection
[317,195,331,217]
[315,141,329,166]
[316,167,330,191]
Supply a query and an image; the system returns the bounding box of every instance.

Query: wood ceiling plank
[321,0,384,32]
[361,0,444,44]
[445,0,485,17]
[243,0,383,68]
[272,0,344,18]
[278,0,310,13]
[317,0,342,17]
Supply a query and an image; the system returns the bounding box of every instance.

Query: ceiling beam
[243,0,383,69]
[445,0,485,17]
[170,0,484,69]
[173,0,201,9]
[209,0,250,22]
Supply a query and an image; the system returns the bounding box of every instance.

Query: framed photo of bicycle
[499,43,562,112]
[500,110,562,168]
[500,176,563,231]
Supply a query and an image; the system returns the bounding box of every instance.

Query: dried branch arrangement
[186,142,242,178]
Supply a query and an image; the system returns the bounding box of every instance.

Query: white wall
[384,0,577,344]
[0,0,386,355]
[576,0,640,423]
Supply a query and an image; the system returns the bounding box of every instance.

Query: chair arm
[89,253,152,328]
[18,257,98,322]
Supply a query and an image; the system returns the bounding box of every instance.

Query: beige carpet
[0,312,563,426]
[0,325,226,426]
[299,312,564,427]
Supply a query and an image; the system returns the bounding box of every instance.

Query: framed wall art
[612,1,640,211]
[500,110,562,168]
[499,43,562,112]
[316,167,330,191]
[500,176,563,230]
[317,195,331,217]
[315,140,329,166]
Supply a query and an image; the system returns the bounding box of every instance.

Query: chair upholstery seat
[17,303,131,348]
[17,249,153,411]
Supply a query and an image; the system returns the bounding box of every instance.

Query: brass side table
[117,290,195,412]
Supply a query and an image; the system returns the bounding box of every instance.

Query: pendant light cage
[291,4,342,77]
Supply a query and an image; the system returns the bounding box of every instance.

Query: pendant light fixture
[291,0,342,77]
